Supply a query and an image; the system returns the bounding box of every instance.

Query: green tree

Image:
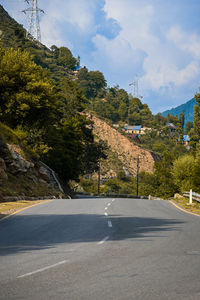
[154,151,177,198]
[172,154,195,192]
[0,47,62,129]
[179,109,185,129]
[44,117,86,181]
[57,46,77,69]
[50,45,59,58]
[185,121,193,134]
[78,69,106,99]
[118,101,127,121]
[189,92,200,150]
[191,146,200,192]
[77,66,89,81]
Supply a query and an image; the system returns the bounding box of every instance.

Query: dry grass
[173,197,200,215]
[0,199,52,220]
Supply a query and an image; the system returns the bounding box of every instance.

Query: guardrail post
[189,189,193,204]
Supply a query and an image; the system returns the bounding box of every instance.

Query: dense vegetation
[0,45,106,185]
[1,4,200,198]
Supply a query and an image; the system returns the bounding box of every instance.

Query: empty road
[0,197,200,299]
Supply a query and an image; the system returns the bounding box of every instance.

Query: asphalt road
[0,197,200,300]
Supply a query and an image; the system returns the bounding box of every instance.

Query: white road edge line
[98,236,109,245]
[17,260,68,278]
[108,220,112,228]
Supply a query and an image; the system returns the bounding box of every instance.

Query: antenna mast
[22,0,44,43]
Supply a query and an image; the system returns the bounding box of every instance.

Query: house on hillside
[124,125,142,135]
[124,125,152,136]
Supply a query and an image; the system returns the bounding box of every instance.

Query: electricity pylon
[22,0,44,43]
[129,74,143,99]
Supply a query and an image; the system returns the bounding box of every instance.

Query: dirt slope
[90,114,156,175]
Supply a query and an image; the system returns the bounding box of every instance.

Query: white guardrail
[183,190,200,204]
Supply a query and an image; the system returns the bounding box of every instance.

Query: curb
[169,200,200,217]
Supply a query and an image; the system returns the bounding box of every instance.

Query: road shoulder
[169,199,200,217]
[0,199,55,221]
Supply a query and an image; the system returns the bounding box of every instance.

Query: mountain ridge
[161,98,197,124]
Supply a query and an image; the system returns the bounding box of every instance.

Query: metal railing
[39,161,64,194]
[183,190,200,204]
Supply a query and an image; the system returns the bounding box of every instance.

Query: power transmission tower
[129,74,143,99]
[22,0,44,43]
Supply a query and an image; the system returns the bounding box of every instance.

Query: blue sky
[1,0,200,113]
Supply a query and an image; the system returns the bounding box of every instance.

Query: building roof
[183,135,190,142]
[125,125,142,131]
[74,65,81,71]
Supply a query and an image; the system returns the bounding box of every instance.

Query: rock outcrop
[89,114,156,175]
[0,138,61,197]
[7,144,34,174]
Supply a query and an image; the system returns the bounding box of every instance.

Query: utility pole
[98,162,101,194]
[22,0,44,43]
[136,156,140,197]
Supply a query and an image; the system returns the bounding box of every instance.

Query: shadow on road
[0,213,184,255]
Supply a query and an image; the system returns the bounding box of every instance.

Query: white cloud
[167,25,200,59]
[41,17,72,49]
[40,0,99,49]
[89,0,200,102]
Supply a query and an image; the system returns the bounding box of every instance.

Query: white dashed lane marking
[17,260,68,278]
[98,236,109,245]
[108,220,112,228]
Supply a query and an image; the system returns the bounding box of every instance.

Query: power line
[22,0,44,43]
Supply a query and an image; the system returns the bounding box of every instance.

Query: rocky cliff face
[89,114,156,175]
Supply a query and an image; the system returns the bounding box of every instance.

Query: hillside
[162,98,197,124]
[89,114,157,175]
